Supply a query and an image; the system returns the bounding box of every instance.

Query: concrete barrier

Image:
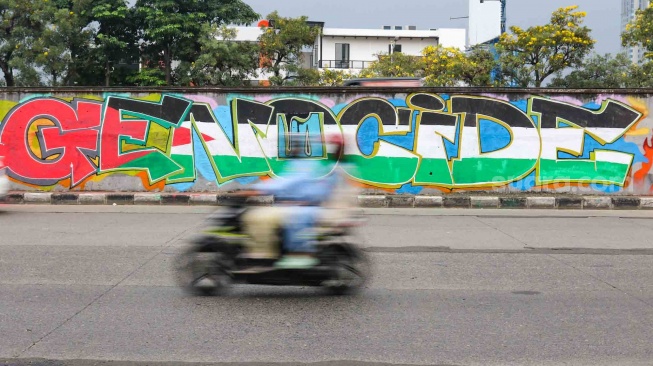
[7,191,653,209]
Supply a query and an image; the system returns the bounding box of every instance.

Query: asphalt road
[1,206,652,366]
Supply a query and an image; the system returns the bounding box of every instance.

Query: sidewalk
[3,191,653,210]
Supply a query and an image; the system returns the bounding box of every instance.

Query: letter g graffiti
[0,98,101,187]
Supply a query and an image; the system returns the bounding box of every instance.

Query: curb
[3,192,653,209]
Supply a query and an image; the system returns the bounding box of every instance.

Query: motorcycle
[174,196,370,296]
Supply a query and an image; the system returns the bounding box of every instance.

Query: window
[335,43,350,68]
[389,44,402,54]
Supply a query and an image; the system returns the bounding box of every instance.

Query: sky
[241,0,622,56]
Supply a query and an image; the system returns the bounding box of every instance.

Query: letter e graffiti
[531,97,641,186]
[98,95,192,184]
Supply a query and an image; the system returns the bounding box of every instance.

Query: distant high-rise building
[468,0,502,46]
[622,0,650,64]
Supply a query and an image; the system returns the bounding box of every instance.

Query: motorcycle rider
[318,133,360,227]
[243,133,348,268]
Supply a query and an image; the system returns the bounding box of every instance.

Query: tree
[59,0,97,85]
[31,0,98,86]
[127,65,167,86]
[12,65,43,86]
[359,52,423,78]
[457,46,498,87]
[622,3,653,62]
[421,45,464,86]
[316,68,355,86]
[176,25,259,86]
[33,27,69,86]
[291,68,355,86]
[135,0,258,85]
[91,0,139,86]
[291,68,321,86]
[0,0,53,86]
[495,5,595,87]
[628,61,653,87]
[358,45,496,87]
[548,53,653,88]
[258,12,321,85]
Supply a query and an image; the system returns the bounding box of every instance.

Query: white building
[622,0,650,64]
[229,24,466,76]
[468,0,502,46]
[315,27,466,71]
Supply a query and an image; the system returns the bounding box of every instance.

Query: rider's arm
[252,177,291,196]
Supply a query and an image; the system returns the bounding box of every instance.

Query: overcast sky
[241,0,622,55]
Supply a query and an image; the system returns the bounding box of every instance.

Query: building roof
[322,28,440,38]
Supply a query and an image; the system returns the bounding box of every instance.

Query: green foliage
[126,66,167,86]
[548,53,653,88]
[0,0,53,86]
[134,0,258,85]
[291,68,321,86]
[33,0,97,86]
[359,45,496,87]
[457,46,499,87]
[628,62,653,87]
[258,11,321,85]
[317,69,356,86]
[421,45,465,86]
[622,4,653,61]
[291,68,356,86]
[91,0,139,86]
[1,0,137,86]
[359,52,423,78]
[13,65,44,87]
[496,6,595,87]
[176,25,259,86]
[0,2,628,89]
[0,0,260,86]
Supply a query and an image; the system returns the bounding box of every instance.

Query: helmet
[326,132,344,159]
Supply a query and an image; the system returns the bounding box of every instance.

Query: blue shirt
[254,159,337,205]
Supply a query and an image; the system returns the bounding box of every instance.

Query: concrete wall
[0,87,652,195]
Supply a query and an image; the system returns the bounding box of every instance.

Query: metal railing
[318,60,373,69]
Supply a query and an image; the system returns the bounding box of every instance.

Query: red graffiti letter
[0,98,101,187]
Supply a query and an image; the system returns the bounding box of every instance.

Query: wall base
[4,191,653,209]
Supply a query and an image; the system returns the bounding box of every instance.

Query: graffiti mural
[0,91,650,194]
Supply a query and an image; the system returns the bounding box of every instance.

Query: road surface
[1,206,652,366]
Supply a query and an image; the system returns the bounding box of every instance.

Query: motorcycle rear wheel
[175,247,232,296]
[321,246,369,295]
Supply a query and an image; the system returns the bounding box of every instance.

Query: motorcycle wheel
[321,246,369,296]
[174,246,232,296]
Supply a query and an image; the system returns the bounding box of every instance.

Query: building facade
[622,0,650,64]
[230,24,466,77]
[316,27,465,71]
[468,0,503,46]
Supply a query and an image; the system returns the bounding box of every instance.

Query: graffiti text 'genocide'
[0,93,644,191]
